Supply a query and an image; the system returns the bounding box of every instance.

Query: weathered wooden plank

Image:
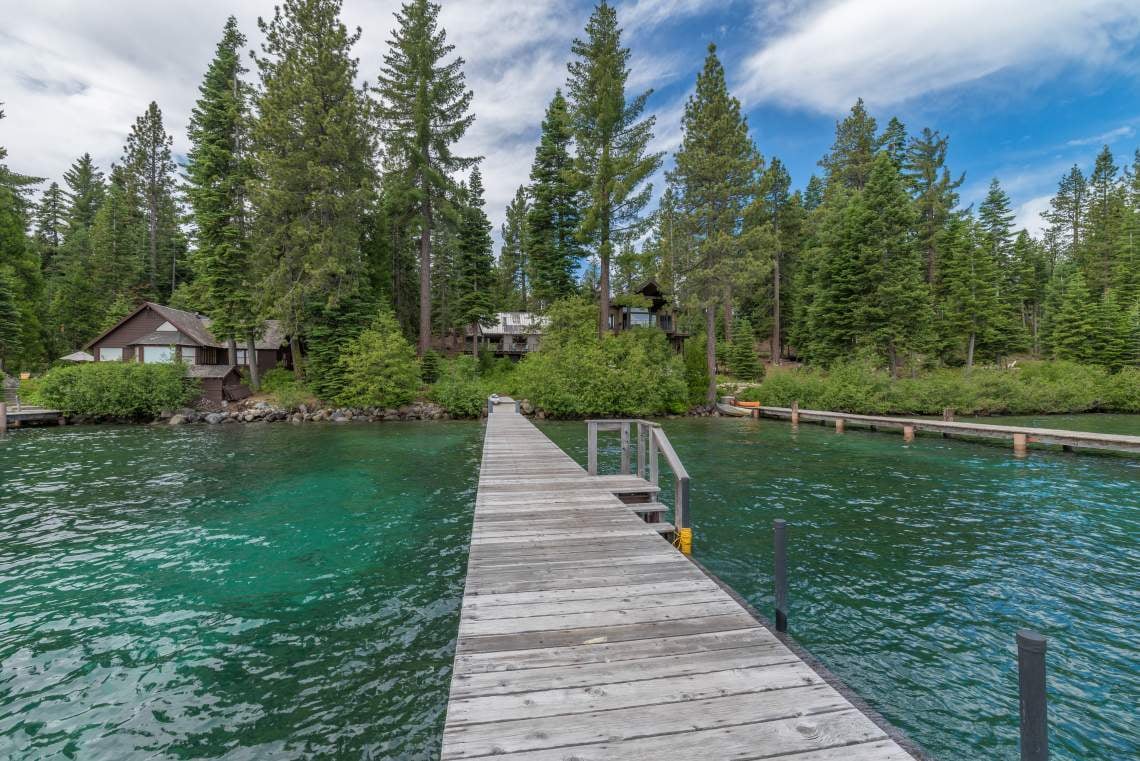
[441,406,917,761]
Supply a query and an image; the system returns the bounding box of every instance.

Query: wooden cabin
[83,302,289,402]
[609,280,689,351]
[466,312,548,359]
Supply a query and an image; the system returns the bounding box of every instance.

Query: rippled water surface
[1,423,482,760]
[540,416,1139,761]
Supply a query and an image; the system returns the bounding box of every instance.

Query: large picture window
[99,347,123,361]
[143,346,175,364]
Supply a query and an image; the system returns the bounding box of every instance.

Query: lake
[1,416,1137,760]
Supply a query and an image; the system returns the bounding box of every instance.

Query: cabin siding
[92,307,164,354]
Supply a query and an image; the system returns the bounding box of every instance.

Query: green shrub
[334,309,421,408]
[738,359,1138,415]
[18,376,43,406]
[38,362,198,418]
[512,298,688,417]
[420,350,442,384]
[683,333,711,406]
[257,367,315,410]
[429,356,493,418]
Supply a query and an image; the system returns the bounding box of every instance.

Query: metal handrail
[586,419,691,553]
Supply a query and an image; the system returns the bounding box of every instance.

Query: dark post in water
[773,519,788,633]
[1017,629,1049,761]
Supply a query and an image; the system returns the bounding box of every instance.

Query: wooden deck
[750,405,1140,455]
[0,404,63,429]
[441,401,919,760]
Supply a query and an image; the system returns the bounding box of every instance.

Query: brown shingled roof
[84,302,288,351]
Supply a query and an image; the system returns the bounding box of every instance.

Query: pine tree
[819,98,878,191]
[939,215,1000,368]
[527,90,582,307]
[252,0,376,376]
[456,167,496,355]
[977,178,1025,358]
[497,186,529,311]
[1043,165,1087,259]
[122,101,183,299]
[34,182,66,273]
[375,0,477,355]
[1092,289,1131,370]
[861,153,931,376]
[879,116,907,169]
[567,1,662,336]
[62,153,105,234]
[186,16,260,382]
[728,317,761,380]
[1081,145,1124,294]
[1050,270,1095,362]
[668,43,760,403]
[803,175,824,211]
[755,158,793,364]
[1009,230,1047,354]
[904,127,962,283]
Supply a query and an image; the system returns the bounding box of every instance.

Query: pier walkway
[440,400,918,760]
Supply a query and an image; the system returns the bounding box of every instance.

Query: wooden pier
[0,402,64,431]
[440,399,920,760]
[744,404,1140,455]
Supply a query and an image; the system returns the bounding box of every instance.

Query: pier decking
[441,401,919,760]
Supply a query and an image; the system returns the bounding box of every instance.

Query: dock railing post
[648,426,659,485]
[514,399,520,414]
[486,397,493,416]
[1017,630,1049,761]
[773,519,788,632]
[0,402,6,433]
[587,421,598,476]
[676,473,691,554]
[636,422,647,479]
[620,422,631,475]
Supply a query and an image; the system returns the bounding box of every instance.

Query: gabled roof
[83,302,287,351]
[186,364,242,379]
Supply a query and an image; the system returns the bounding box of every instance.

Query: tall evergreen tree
[186,16,260,383]
[879,116,907,169]
[375,0,477,355]
[455,166,496,355]
[939,215,1000,368]
[1043,165,1087,259]
[567,1,662,336]
[1050,270,1095,362]
[668,43,760,402]
[1081,145,1124,294]
[0,105,44,370]
[755,158,794,364]
[252,0,376,377]
[62,153,105,233]
[819,98,878,191]
[122,101,183,299]
[527,90,582,307]
[803,175,824,211]
[861,153,931,376]
[34,182,66,273]
[904,127,962,283]
[497,186,530,311]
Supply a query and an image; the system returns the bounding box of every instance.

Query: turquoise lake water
[541,417,1140,761]
[2,416,1137,760]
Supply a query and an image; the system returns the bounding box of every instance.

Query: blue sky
[3,0,1140,239]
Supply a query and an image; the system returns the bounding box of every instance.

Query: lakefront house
[84,302,290,402]
[609,280,689,351]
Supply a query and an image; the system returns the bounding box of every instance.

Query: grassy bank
[735,360,1140,415]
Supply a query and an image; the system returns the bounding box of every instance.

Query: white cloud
[619,0,722,28]
[739,0,1140,112]
[1014,194,1051,237]
[1065,124,1136,147]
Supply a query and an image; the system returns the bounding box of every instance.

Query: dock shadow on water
[540,416,1140,761]
[0,422,482,760]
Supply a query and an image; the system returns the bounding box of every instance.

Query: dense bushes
[510,298,689,417]
[736,359,1140,414]
[38,362,198,418]
[429,356,494,417]
[259,367,314,410]
[334,310,421,408]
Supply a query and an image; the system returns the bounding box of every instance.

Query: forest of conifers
[1,0,1138,402]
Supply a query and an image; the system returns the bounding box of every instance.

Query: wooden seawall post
[835,418,845,433]
[903,425,915,443]
[1013,432,1028,457]
[790,399,800,427]
[0,402,6,433]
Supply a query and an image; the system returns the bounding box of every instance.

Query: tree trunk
[705,306,717,406]
[290,335,304,381]
[723,287,733,342]
[888,343,899,379]
[772,253,782,366]
[966,331,976,371]
[418,191,433,356]
[598,242,611,338]
[247,334,261,392]
[227,338,238,366]
[471,323,479,358]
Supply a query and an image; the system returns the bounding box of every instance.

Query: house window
[629,308,653,327]
[235,349,248,365]
[181,347,197,365]
[99,347,123,361]
[143,346,175,364]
